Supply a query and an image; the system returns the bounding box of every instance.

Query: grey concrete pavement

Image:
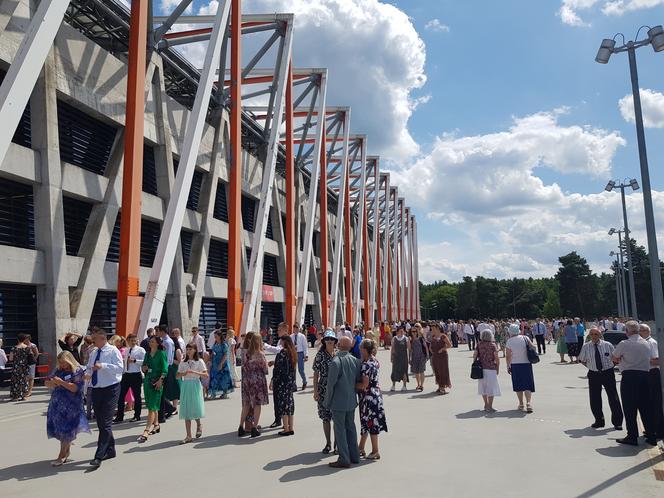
[1,345,662,498]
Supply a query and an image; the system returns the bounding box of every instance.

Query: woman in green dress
[138,336,168,443]
[556,322,568,363]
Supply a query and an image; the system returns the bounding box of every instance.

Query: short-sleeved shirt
[612,335,651,372]
[506,335,530,364]
[178,358,207,381]
[477,341,498,370]
[576,324,585,338]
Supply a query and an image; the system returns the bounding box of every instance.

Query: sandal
[359,449,366,458]
[179,437,193,445]
[149,424,161,435]
[322,444,331,454]
[137,430,150,443]
[196,425,203,439]
[366,452,381,460]
[526,404,533,413]
[517,404,524,411]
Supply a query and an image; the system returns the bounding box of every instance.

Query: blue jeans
[297,351,306,386]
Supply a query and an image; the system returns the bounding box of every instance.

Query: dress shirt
[191,334,206,354]
[176,337,186,353]
[645,336,660,366]
[463,324,474,336]
[291,332,309,353]
[612,334,652,372]
[579,340,615,372]
[86,344,123,387]
[576,323,585,338]
[534,322,546,336]
[123,346,146,374]
[162,336,175,366]
[616,322,625,331]
[263,342,283,355]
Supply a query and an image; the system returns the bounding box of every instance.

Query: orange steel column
[343,171,353,325]
[319,139,329,328]
[409,215,415,322]
[285,60,296,328]
[227,0,243,333]
[361,194,370,328]
[116,1,148,337]
[386,187,392,322]
[399,202,405,320]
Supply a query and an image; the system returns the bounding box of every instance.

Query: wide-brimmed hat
[323,329,338,342]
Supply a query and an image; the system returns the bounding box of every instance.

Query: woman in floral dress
[271,336,296,436]
[357,338,387,460]
[238,333,269,438]
[45,351,90,465]
[209,330,233,399]
[313,329,336,453]
[9,333,33,401]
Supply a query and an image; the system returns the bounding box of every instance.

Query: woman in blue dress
[45,351,90,466]
[209,330,234,399]
[357,339,387,460]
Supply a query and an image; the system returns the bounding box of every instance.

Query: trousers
[332,409,360,465]
[535,334,546,354]
[467,335,475,351]
[297,351,307,386]
[620,370,652,441]
[588,369,623,427]
[648,368,664,437]
[92,383,121,460]
[115,372,142,421]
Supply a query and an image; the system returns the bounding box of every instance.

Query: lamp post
[605,179,640,319]
[609,228,630,317]
[610,251,623,316]
[596,24,664,410]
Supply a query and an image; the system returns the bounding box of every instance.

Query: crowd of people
[2,313,662,468]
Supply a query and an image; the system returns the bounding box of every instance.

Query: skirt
[556,338,568,354]
[179,380,205,420]
[566,341,579,357]
[510,363,535,392]
[478,369,501,396]
[143,380,163,411]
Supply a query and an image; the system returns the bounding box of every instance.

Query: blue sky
[153,0,664,282]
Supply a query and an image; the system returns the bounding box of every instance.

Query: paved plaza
[1,346,662,498]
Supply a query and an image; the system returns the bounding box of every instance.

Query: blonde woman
[45,351,90,465]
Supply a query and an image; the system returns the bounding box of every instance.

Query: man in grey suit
[324,336,362,468]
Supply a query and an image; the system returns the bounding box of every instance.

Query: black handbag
[470,360,483,379]
[525,338,540,364]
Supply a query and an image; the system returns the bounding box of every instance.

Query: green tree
[555,252,597,317]
[542,287,562,318]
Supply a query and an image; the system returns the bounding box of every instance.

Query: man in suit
[324,336,362,469]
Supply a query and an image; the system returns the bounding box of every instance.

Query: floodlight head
[608,228,616,235]
[630,178,640,190]
[596,38,616,63]
[605,180,616,192]
[648,25,664,52]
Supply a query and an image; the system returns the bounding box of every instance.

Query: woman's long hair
[247,333,262,358]
[280,335,297,368]
[56,351,80,372]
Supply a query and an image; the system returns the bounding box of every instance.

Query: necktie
[91,348,102,386]
[126,347,133,372]
[594,343,603,372]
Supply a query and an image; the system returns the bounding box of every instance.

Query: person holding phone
[138,336,168,443]
[176,344,208,444]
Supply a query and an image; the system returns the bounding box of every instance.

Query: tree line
[419,238,664,320]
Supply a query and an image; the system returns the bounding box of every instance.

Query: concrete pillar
[32,51,71,359]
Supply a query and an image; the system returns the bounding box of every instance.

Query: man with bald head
[324,336,362,468]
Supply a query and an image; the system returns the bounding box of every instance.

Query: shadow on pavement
[407,391,442,400]
[123,439,181,453]
[278,459,373,482]
[575,455,661,498]
[595,443,650,458]
[455,409,526,419]
[0,459,90,481]
[564,427,613,439]
[192,430,281,449]
[263,451,328,471]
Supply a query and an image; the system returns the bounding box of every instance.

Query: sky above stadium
[151,0,664,283]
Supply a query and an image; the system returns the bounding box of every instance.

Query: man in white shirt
[190,326,206,354]
[639,324,664,439]
[464,322,475,350]
[172,328,186,353]
[533,319,547,355]
[291,324,309,391]
[85,327,124,467]
[113,334,145,424]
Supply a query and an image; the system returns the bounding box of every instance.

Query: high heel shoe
[137,430,150,443]
[149,424,161,435]
[196,425,203,439]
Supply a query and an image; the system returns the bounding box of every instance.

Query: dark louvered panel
[0,178,35,249]
[206,238,228,278]
[173,158,203,211]
[63,196,93,256]
[199,298,228,340]
[313,230,320,257]
[263,255,279,286]
[246,247,252,266]
[181,230,193,272]
[0,70,31,148]
[106,215,121,262]
[213,181,228,221]
[260,302,283,332]
[241,195,256,232]
[57,100,116,175]
[142,145,158,195]
[140,218,161,267]
[90,290,117,336]
[266,213,274,240]
[0,284,38,348]
[304,304,314,327]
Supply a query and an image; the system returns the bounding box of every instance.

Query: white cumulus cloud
[424,19,450,33]
[619,88,664,128]
[558,0,664,26]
